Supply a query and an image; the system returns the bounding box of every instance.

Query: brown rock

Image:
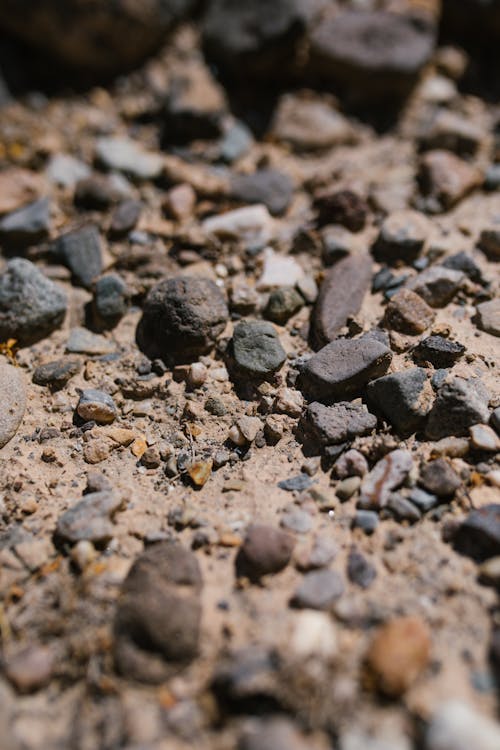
[418,149,481,212]
[0,168,46,215]
[236,524,295,579]
[384,289,435,335]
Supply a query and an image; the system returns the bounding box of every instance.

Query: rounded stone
[236,524,295,579]
[0,361,26,449]
[264,286,303,324]
[231,320,286,378]
[77,389,118,425]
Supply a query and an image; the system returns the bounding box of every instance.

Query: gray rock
[476,299,500,337]
[442,251,482,282]
[490,407,500,435]
[238,718,310,750]
[373,209,430,263]
[418,109,483,156]
[218,120,254,163]
[5,644,54,694]
[95,136,164,180]
[425,699,500,750]
[358,449,413,509]
[54,225,103,288]
[413,335,465,368]
[405,266,463,307]
[55,490,122,545]
[264,286,303,324]
[66,327,115,355]
[270,92,354,151]
[0,258,67,345]
[409,487,439,512]
[231,320,286,378]
[77,389,117,424]
[230,169,293,216]
[33,358,81,389]
[387,494,422,523]
[302,401,377,446]
[45,153,90,188]
[212,646,280,707]
[92,274,128,331]
[290,569,344,610]
[334,449,368,478]
[278,474,314,492]
[236,524,295,579]
[298,337,392,401]
[426,376,490,439]
[347,549,377,588]
[74,175,119,210]
[0,197,50,248]
[280,508,313,534]
[419,459,461,497]
[108,200,142,239]
[453,505,500,562]
[367,368,434,436]
[0,361,26,449]
[352,510,379,534]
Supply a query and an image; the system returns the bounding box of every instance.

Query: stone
[0,197,50,249]
[289,610,338,659]
[425,700,500,750]
[413,336,465,368]
[229,416,262,445]
[302,401,377,446]
[137,276,228,364]
[270,92,353,151]
[418,150,481,212]
[358,449,413,509]
[405,266,463,307]
[230,169,293,216]
[387,494,422,523]
[0,361,26,449]
[311,253,372,347]
[290,569,344,610]
[367,368,434,435]
[298,337,392,401]
[491,407,500,435]
[0,168,46,214]
[66,327,115,355]
[45,154,90,188]
[218,120,254,163]
[236,524,295,579]
[366,616,431,696]
[212,646,280,709]
[55,490,122,545]
[321,225,355,266]
[54,225,103,288]
[202,205,274,249]
[92,274,128,331]
[470,424,500,452]
[274,387,304,417]
[476,299,500,337]
[114,541,202,683]
[478,228,500,261]
[409,487,439,512]
[419,459,461,497]
[353,510,379,534]
[373,209,430,263]
[0,258,67,346]
[452,505,500,561]
[314,189,369,232]
[295,535,337,571]
[257,248,304,291]
[347,549,377,588]
[426,376,490,439]
[334,449,368,479]
[186,459,212,487]
[442,251,482,282]
[485,163,500,191]
[74,175,119,210]
[336,476,361,501]
[33,358,81,389]
[264,286,303,324]
[278,474,314,493]
[95,137,164,180]
[5,645,54,694]
[77,389,117,425]
[231,320,286,378]
[280,508,312,534]
[109,199,142,238]
[418,109,484,156]
[384,289,435,335]
[162,184,196,222]
[238,718,310,750]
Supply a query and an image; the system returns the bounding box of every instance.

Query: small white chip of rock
[202,204,274,248]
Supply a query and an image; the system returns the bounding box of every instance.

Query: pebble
[109,199,142,238]
[70,539,97,571]
[387,494,422,523]
[314,188,368,232]
[264,286,303,324]
[490,407,500,434]
[334,449,368,479]
[425,700,500,750]
[270,92,353,151]
[230,169,293,216]
[92,273,128,331]
[5,645,54,694]
[413,335,465,368]
[231,320,286,378]
[418,149,481,212]
[484,164,500,191]
[353,510,379,534]
[336,476,362,501]
[212,646,280,708]
[470,424,500,452]
[426,376,490,439]
[358,449,413,509]
[321,225,355,265]
[33,358,81,389]
[419,109,484,156]
[367,368,434,436]
[257,248,304,291]
[236,524,295,579]
[478,227,500,261]
[0,361,26,449]
[186,458,212,487]
[278,474,314,493]
[202,204,274,249]
[290,610,338,660]
[66,327,115,355]
[274,387,304,417]
[0,258,67,345]
[114,542,202,683]
[453,505,500,561]
[238,718,311,750]
[229,416,262,446]
[295,535,337,571]
[373,209,430,263]
[137,276,228,364]
[0,197,50,248]
[384,289,435,335]
[74,174,119,210]
[476,299,500,337]
[45,153,90,188]
[311,252,372,347]
[419,459,461,497]
[291,569,345,610]
[409,487,439,512]
[55,490,122,545]
[163,183,196,222]
[77,389,118,424]
[280,508,313,534]
[218,119,253,163]
[365,616,431,696]
[298,337,392,401]
[54,224,103,288]
[302,401,377,447]
[95,136,164,180]
[405,266,463,307]
[347,549,377,588]
[442,250,482,282]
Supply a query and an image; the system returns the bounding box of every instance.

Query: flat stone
[409,487,439,512]
[236,524,295,579]
[442,250,482,282]
[387,494,422,523]
[230,169,293,216]
[280,508,312,534]
[373,209,430,263]
[418,149,481,212]
[45,154,90,188]
[66,327,115,355]
[476,299,500,337]
[470,424,500,451]
[202,204,274,249]
[358,449,413,509]
[367,368,434,435]
[270,92,353,151]
[426,700,500,750]
[33,358,81,389]
[55,490,122,545]
[314,189,369,232]
[5,645,54,694]
[413,335,465,368]
[347,549,377,588]
[92,274,128,331]
[54,225,103,288]
[301,401,377,446]
[278,474,313,493]
[405,266,463,307]
[453,505,500,561]
[0,197,50,249]
[352,510,379,534]
[290,569,344,610]
[231,320,286,378]
[311,253,372,347]
[77,389,117,425]
[418,109,484,156]
[95,136,164,180]
[426,376,490,439]
[0,361,26,449]
[419,458,461,497]
[298,337,392,401]
[384,289,435,335]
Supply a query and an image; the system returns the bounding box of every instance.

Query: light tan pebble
[431,437,469,458]
[103,427,135,446]
[187,362,208,388]
[469,424,500,452]
[83,438,111,464]
[478,556,500,585]
[230,416,262,445]
[290,611,338,660]
[274,387,304,416]
[71,540,97,571]
[264,414,285,443]
[336,476,361,501]
[183,400,204,421]
[5,645,54,694]
[211,365,229,382]
[486,470,500,488]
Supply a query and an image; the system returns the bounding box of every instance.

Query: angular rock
[0,197,50,249]
[476,299,500,337]
[74,175,119,210]
[55,491,122,545]
[347,549,377,589]
[418,150,481,212]
[358,449,413,509]
[442,251,482,282]
[478,228,500,261]
[314,189,368,232]
[470,424,500,452]
[367,368,434,435]
[278,474,314,492]
[108,199,142,239]
[290,569,344,610]
[353,510,379,535]
[230,169,293,216]
[45,154,90,188]
[202,205,274,249]
[373,209,430,263]
[33,358,81,389]
[5,645,54,694]
[0,361,26,449]
[236,524,295,579]
[418,109,484,156]
[419,459,461,497]
[66,327,115,355]
[387,494,422,523]
[77,389,118,425]
[426,376,490,439]
[264,286,303,324]
[405,266,463,307]
[413,335,465,368]
[92,274,129,331]
[384,289,435,335]
[95,137,164,181]
[257,248,304,291]
[231,320,286,378]
[270,92,353,151]
[218,120,254,163]
[426,700,500,750]
[453,505,500,561]
[301,401,377,447]
[54,225,103,288]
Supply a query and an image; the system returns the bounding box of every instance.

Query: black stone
[54,225,103,289]
[413,335,465,368]
[453,505,500,561]
[33,358,81,389]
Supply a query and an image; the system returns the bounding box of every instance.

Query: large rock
[0,361,26,449]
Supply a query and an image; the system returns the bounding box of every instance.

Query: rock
[202,205,274,249]
[347,549,376,589]
[33,358,81,389]
[321,225,355,265]
[109,199,142,238]
[137,276,228,364]
[212,646,280,709]
[55,490,122,545]
[426,376,490,439]
[0,168,46,215]
[114,542,202,683]
[384,289,435,335]
[218,120,254,163]
[0,258,67,345]
[367,368,434,435]
[54,225,103,288]
[45,154,90,188]
[289,610,338,658]
[231,320,286,379]
[418,109,484,156]
[0,197,50,249]
[238,718,310,750]
[419,458,461,497]
[314,189,369,232]
[301,401,377,447]
[470,424,500,452]
[230,169,293,216]
[77,389,117,425]
[452,505,500,561]
[405,266,463,307]
[425,700,500,750]
[257,248,304,291]
[295,535,337,571]
[309,10,436,101]
[358,449,413,509]
[334,449,368,479]
[186,459,212,487]
[264,286,303,324]
[162,184,196,222]
[373,209,430,263]
[409,487,439,512]
[290,569,344,610]
[485,164,500,191]
[340,727,412,750]
[274,387,304,417]
[229,416,263,446]
[298,337,392,401]
[5,645,54,694]
[365,616,431,696]
[236,524,295,579]
[478,228,500,261]
[74,174,119,210]
[311,253,372,347]
[418,150,481,212]
[336,476,361,501]
[66,327,115,355]
[352,510,379,534]
[442,251,482,282]
[270,92,353,151]
[476,299,500,337]
[387,494,422,523]
[0,361,26,449]
[491,407,500,435]
[280,508,312,534]
[413,335,465,368]
[278,474,314,493]
[95,137,164,181]
[92,274,128,331]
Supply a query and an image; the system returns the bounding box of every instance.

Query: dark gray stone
[278,474,313,492]
[218,120,253,163]
[236,524,295,579]
[301,400,377,446]
[413,335,465,368]
[230,169,293,216]
[231,320,286,378]
[373,209,429,263]
[426,376,490,439]
[442,251,482,282]
[367,367,433,435]
[387,494,422,523]
[77,389,117,424]
[54,225,103,288]
[33,358,81,389]
[0,197,50,249]
[419,459,461,497]
[405,266,463,307]
[352,510,379,534]
[347,549,377,588]
[264,286,303,324]
[453,505,500,561]
[409,487,439,512]
[290,569,344,610]
[92,274,128,331]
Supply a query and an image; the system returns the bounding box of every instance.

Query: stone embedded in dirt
[373,209,430,263]
[0,258,67,346]
[95,136,164,181]
[321,225,355,266]
[0,197,50,249]
[311,253,372,347]
[238,718,311,750]
[298,337,392,401]
[66,327,115,355]
[45,154,90,188]
[114,541,202,683]
[33,358,81,389]
[309,11,436,101]
[387,494,422,523]
[230,169,293,216]
[314,189,369,232]
[0,361,26,449]
[278,474,314,493]
[418,149,481,212]
[442,250,483,282]
[212,646,281,710]
[405,266,463,307]
[301,401,377,447]
[470,424,500,452]
[54,225,103,289]
[478,227,500,261]
[264,286,303,324]
[453,505,500,561]
[418,109,484,156]
[295,534,337,571]
[55,490,122,545]
[426,376,490,439]
[476,299,500,337]
[290,569,344,610]
[229,416,262,446]
[0,167,46,215]
[137,276,228,364]
[162,183,196,222]
[347,549,377,589]
[5,644,54,694]
[413,335,465,368]
[426,699,500,750]
[333,449,368,479]
[336,476,361,501]
[358,449,413,509]
[109,199,142,238]
[92,274,129,331]
[365,616,431,696]
[384,289,435,335]
[236,524,295,579]
[409,487,439,512]
[274,387,304,417]
[419,459,461,497]
[353,510,379,535]
[280,508,312,534]
[257,248,304,291]
[491,407,500,435]
[77,389,118,425]
[231,320,286,378]
[367,368,434,436]
[202,204,274,249]
[270,92,354,151]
